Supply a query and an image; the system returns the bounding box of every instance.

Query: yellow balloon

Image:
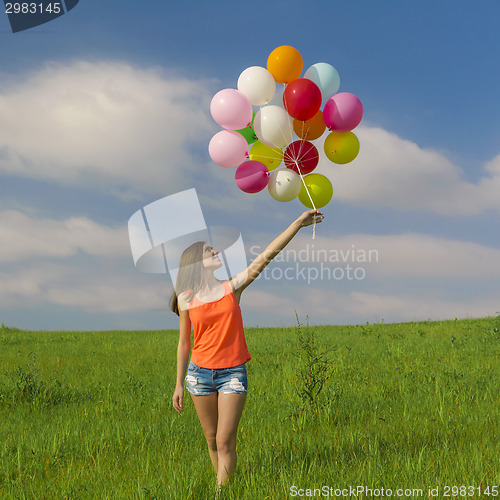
[267,45,303,85]
[324,131,360,164]
[249,140,283,170]
[298,173,333,209]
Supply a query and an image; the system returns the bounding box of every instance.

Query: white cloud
[0,60,215,199]
[197,125,500,218]
[0,262,169,313]
[237,230,500,323]
[1,208,498,323]
[1,58,499,327]
[3,255,496,324]
[319,289,499,324]
[0,210,128,262]
[242,285,499,325]
[0,209,166,314]
[315,126,500,215]
[0,209,172,314]
[309,233,500,278]
[1,60,498,215]
[45,275,168,314]
[246,231,500,279]
[354,233,500,278]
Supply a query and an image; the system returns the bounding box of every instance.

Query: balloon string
[273,86,294,151]
[265,84,317,239]
[293,119,318,240]
[294,159,317,239]
[259,84,288,150]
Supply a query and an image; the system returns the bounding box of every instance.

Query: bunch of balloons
[208,45,363,210]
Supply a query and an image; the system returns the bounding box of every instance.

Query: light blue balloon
[304,63,340,101]
[263,91,285,109]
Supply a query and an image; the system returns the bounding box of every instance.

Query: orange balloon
[267,46,303,85]
[293,110,326,141]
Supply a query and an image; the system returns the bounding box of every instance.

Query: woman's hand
[298,209,324,228]
[172,386,184,414]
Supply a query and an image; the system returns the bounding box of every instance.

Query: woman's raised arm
[230,209,324,292]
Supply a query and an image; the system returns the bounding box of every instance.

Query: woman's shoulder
[227,271,248,291]
[177,290,193,311]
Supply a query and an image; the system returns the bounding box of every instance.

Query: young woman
[171,209,323,487]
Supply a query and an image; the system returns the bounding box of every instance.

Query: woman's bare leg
[216,393,247,485]
[190,393,219,473]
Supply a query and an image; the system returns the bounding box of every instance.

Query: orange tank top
[188,281,251,369]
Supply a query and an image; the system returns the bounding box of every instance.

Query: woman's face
[202,244,222,270]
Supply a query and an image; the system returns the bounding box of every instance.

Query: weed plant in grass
[0,317,498,499]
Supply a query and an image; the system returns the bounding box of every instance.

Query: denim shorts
[185,360,248,396]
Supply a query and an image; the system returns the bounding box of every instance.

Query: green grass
[0,316,498,499]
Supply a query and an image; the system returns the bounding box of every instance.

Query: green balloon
[249,140,283,170]
[298,173,333,209]
[236,112,258,145]
[324,131,360,164]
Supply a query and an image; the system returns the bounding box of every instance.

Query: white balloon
[237,66,276,106]
[253,105,293,149]
[268,168,302,202]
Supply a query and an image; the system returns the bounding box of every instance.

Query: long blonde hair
[169,241,206,316]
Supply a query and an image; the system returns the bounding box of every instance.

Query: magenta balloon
[210,89,253,130]
[323,92,363,132]
[235,160,270,193]
[209,130,249,168]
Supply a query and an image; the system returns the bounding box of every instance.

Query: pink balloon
[210,89,253,130]
[235,161,270,193]
[323,92,363,132]
[209,130,249,168]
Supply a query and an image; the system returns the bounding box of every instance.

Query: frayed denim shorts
[185,360,248,396]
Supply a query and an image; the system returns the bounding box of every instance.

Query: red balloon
[284,140,319,175]
[283,78,322,121]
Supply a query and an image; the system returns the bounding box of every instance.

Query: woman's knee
[206,434,217,451]
[216,434,236,454]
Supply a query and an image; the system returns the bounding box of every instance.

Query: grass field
[0,316,498,499]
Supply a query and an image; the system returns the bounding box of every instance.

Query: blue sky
[0,0,499,330]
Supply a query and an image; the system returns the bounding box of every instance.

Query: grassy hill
[0,316,498,498]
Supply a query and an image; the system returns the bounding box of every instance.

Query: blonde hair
[169,241,206,316]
